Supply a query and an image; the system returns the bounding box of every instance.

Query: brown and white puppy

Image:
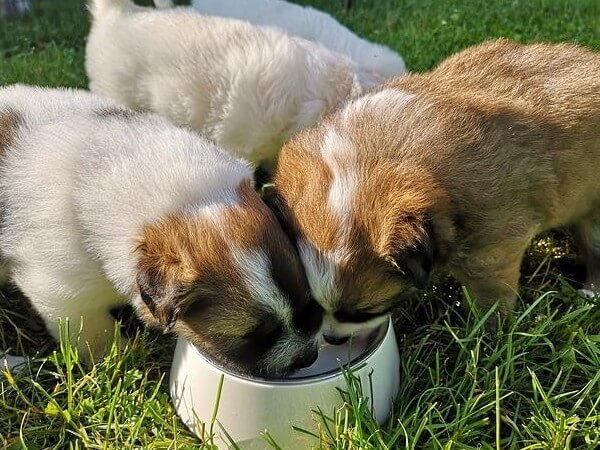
[0,85,322,375]
[269,40,600,340]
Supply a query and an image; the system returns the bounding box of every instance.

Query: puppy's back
[0,85,115,129]
[391,40,600,129]
[86,2,365,166]
[191,0,406,78]
[378,40,599,227]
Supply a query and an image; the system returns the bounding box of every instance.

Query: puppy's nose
[291,349,319,370]
[323,335,349,345]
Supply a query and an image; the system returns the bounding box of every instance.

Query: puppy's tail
[153,0,174,8]
[89,0,133,18]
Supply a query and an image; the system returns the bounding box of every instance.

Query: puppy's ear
[134,217,208,333]
[137,271,181,332]
[136,268,182,332]
[262,186,297,243]
[382,217,435,290]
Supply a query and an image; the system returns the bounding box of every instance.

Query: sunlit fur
[272,40,600,338]
[0,86,320,375]
[189,0,406,81]
[86,0,377,170]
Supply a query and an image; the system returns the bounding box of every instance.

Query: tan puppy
[269,39,600,341]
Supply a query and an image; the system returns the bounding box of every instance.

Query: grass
[1,0,599,448]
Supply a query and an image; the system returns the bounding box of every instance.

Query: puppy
[86,0,376,171]
[268,40,600,341]
[0,85,322,375]
[187,0,406,81]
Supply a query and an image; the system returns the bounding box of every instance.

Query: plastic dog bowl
[170,318,400,449]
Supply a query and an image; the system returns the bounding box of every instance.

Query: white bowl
[170,318,399,449]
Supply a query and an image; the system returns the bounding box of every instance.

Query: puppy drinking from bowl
[0,85,323,375]
[267,39,600,341]
[86,0,377,172]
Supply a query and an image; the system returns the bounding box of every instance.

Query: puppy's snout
[323,334,350,345]
[291,348,319,370]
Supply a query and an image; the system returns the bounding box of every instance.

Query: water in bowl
[288,332,373,378]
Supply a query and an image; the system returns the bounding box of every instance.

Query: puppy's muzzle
[290,348,319,370]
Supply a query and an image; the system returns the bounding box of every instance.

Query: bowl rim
[184,317,392,386]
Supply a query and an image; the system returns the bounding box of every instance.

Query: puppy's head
[269,89,454,342]
[134,180,322,377]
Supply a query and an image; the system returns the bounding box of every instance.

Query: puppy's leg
[12,270,119,364]
[452,240,528,321]
[39,303,118,364]
[575,212,600,296]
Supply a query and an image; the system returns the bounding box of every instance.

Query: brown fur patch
[134,179,310,371]
[0,108,22,159]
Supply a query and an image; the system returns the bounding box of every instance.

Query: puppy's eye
[334,309,383,323]
[244,322,283,342]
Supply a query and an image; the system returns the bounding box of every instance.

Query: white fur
[191,0,406,80]
[230,248,292,325]
[298,241,387,339]
[342,88,416,121]
[229,247,319,372]
[298,241,350,311]
[321,312,389,340]
[321,127,357,239]
[86,0,372,169]
[0,84,115,126]
[0,85,252,358]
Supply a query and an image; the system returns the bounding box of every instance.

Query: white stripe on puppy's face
[295,128,358,313]
[229,246,322,374]
[298,241,351,312]
[230,247,292,325]
[321,127,357,239]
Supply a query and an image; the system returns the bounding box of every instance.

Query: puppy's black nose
[323,335,349,345]
[291,349,319,370]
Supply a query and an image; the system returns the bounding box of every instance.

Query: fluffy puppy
[187,0,406,81]
[86,0,375,171]
[268,40,600,341]
[0,85,322,375]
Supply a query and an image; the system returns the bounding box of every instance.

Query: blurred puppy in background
[187,0,406,81]
[86,0,378,172]
[0,85,322,375]
[268,40,600,341]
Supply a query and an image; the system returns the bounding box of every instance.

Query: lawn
[1,0,599,448]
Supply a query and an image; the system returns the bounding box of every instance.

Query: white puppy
[0,85,323,375]
[86,0,376,170]
[187,0,406,80]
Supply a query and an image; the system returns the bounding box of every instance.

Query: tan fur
[274,39,600,320]
[134,180,309,366]
[0,109,22,158]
